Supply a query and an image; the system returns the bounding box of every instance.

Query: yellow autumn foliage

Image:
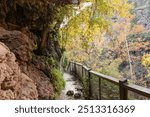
[142,54,150,76]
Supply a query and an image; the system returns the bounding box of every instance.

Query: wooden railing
[67,61,150,100]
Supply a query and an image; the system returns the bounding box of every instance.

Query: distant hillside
[130,0,150,30]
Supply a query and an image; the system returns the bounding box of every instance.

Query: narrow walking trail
[59,72,84,100]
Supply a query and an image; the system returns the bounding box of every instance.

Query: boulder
[0,27,54,100]
[74,93,82,99]
[66,90,74,96]
[0,42,38,100]
[0,27,34,62]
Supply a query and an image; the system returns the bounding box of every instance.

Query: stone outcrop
[0,27,54,99]
[22,64,54,99]
[0,27,34,62]
[0,0,78,100]
[0,42,38,99]
[131,0,150,30]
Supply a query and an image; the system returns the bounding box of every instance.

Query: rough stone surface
[0,27,34,62]
[66,90,74,96]
[21,64,54,100]
[131,0,150,29]
[0,0,74,100]
[0,42,38,100]
[0,27,54,100]
[74,93,82,99]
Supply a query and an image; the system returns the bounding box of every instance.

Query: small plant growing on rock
[52,68,65,99]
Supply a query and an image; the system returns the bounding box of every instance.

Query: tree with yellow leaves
[60,0,133,64]
[142,54,150,77]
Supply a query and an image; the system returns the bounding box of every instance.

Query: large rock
[0,0,69,100]
[66,90,74,96]
[0,27,54,99]
[0,42,38,100]
[21,64,54,100]
[0,27,34,62]
[0,0,79,30]
[74,93,82,99]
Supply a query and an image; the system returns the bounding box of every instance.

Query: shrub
[52,68,65,98]
[82,76,89,99]
[142,54,150,77]
[45,56,56,67]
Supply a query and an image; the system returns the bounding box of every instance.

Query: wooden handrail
[68,61,150,99]
[124,83,150,98]
[83,65,91,71]
[90,70,119,85]
[67,62,71,71]
[75,62,83,66]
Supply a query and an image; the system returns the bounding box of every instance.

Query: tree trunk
[39,26,50,50]
[124,21,134,79]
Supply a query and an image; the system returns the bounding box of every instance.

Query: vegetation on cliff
[0,0,78,99]
[0,0,150,100]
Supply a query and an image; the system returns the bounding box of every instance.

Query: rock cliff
[0,0,75,99]
[0,42,38,99]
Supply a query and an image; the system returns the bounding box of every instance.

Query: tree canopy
[60,0,133,62]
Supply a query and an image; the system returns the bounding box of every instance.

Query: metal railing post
[99,77,101,100]
[69,62,71,73]
[69,62,71,74]
[82,65,84,82]
[70,62,73,73]
[88,69,92,99]
[74,62,76,76]
[119,79,128,100]
[67,61,150,99]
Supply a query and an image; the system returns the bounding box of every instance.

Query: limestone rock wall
[0,27,54,99]
[0,0,69,100]
[0,42,38,99]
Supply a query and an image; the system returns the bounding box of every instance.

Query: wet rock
[74,93,82,99]
[75,87,83,92]
[73,82,77,85]
[66,90,74,96]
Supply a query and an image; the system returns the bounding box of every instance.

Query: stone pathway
[59,72,84,100]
